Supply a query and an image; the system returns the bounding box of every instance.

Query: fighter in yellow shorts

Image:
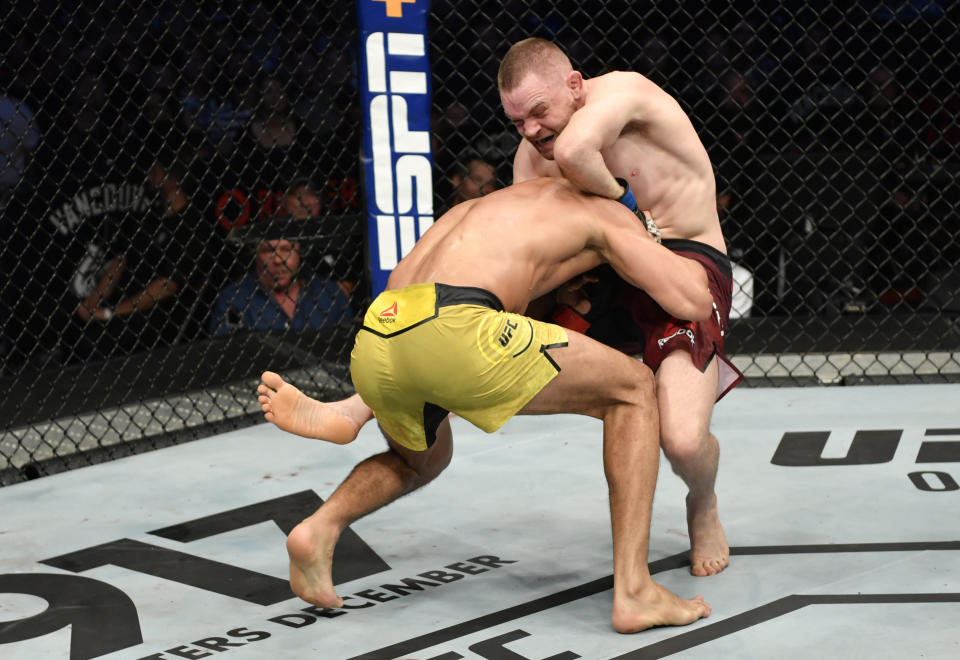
[258,177,714,633]
[352,282,568,451]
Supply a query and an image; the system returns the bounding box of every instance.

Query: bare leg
[258,371,374,444]
[285,419,453,608]
[519,332,710,632]
[657,352,729,577]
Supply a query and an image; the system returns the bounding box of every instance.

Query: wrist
[100,306,114,321]
[615,177,637,211]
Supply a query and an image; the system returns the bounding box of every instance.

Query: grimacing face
[500,71,578,160]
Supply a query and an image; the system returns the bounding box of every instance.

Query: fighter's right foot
[258,372,369,444]
[286,520,343,608]
[611,582,711,634]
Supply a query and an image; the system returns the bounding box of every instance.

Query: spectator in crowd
[449,153,499,207]
[234,73,307,189]
[73,149,210,358]
[15,69,149,366]
[282,179,358,299]
[208,189,354,336]
[292,44,359,147]
[0,92,40,206]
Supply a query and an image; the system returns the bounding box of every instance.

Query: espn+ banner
[357,0,435,295]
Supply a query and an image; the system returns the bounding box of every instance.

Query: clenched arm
[552,73,643,199]
[596,202,712,322]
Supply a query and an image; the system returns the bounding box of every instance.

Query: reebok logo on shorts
[377,301,398,324]
[380,302,398,317]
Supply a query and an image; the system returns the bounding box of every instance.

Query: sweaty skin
[502,62,731,577]
[259,178,712,633]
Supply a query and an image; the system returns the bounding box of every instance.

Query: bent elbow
[553,138,589,172]
[687,267,713,322]
[692,298,714,323]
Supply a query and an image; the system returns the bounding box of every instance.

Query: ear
[566,70,584,98]
[450,173,463,187]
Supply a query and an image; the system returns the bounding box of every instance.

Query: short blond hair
[497,38,573,92]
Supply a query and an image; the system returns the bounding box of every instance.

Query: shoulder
[588,71,648,94]
[586,71,667,107]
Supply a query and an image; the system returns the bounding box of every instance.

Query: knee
[660,419,710,465]
[623,360,657,408]
[398,436,452,486]
[424,437,453,477]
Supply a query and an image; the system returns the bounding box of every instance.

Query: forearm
[555,148,623,199]
[652,262,712,322]
[83,257,124,308]
[115,278,180,315]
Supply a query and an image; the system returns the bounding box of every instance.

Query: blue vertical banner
[356,0,434,296]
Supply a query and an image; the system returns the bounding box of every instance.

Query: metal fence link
[1,1,958,484]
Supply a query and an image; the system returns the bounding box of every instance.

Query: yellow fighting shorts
[350,283,569,451]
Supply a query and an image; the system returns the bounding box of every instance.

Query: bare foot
[687,493,730,577]
[258,372,369,444]
[286,520,344,608]
[612,581,711,633]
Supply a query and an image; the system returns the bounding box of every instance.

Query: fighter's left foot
[286,519,343,608]
[687,493,729,577]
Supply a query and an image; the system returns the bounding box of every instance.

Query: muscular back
[387,178,712,321]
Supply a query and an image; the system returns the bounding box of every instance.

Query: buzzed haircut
[497,38,572,92]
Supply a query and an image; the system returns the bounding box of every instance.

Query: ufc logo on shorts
[498,319,519,347]
[365,31,434,270]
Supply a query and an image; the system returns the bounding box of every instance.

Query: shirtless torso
[386,177,710,321]
[499,39,735,579]
[510,71,726,254]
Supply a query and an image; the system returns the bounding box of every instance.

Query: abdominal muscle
[605,128,726,253]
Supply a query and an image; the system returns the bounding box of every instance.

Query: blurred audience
[0,0,957,378]
[72,149,211,358]
[282,179,358,298]
[208,227,353,337]
[449,153,499,206]
[0,92,39,206]
[234,74,307,190]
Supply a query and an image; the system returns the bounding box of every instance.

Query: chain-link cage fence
[0,1,365,483]
[428,0,960,384]
[2,1,958,484]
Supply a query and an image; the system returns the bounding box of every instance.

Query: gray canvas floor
[1,384,958,659]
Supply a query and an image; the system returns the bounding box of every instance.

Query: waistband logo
[379,301,398,319]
